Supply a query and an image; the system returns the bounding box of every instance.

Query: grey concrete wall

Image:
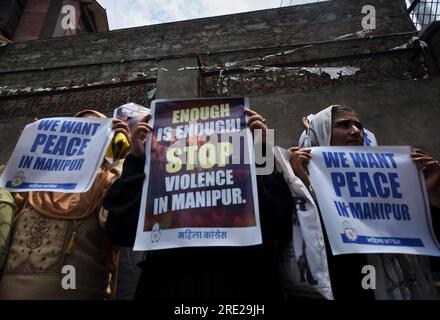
[422,21,440,72]
[156,58,199,99]
[0,119,29,166]
[0,0,415,97]
[0,0,414,73]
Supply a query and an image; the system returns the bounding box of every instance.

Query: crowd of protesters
[0,102,439,300]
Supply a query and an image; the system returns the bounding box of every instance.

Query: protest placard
[134,97,261,250]
[308,146,440,256]
[0,117,114,193]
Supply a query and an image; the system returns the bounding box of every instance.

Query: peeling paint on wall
[301,66,361,79]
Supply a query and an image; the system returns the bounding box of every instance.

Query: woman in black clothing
[103,109,293,301]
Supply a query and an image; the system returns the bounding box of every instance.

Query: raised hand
[245,108,267,143]
[289,147,312,187]
[130,114,153,158]
[411,148,440,208]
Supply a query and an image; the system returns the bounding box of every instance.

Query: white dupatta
[277,105,438,300]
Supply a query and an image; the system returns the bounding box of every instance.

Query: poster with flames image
[134,97,262,250]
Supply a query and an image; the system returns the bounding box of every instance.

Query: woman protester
[103,109,292,301]
[287,104,440,299]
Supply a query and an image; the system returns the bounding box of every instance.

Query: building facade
[0,0,108,41]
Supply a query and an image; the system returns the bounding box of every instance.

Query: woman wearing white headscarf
[288,104,440,300]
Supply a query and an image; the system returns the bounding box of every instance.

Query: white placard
[0,117,113,193]
[308,146,440,256]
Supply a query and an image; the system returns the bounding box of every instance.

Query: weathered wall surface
[1,0,439,165]
[249,78,440,151]
[0,0,415,72]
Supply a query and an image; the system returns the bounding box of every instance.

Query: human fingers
[290,150,311,164]
[133,123,153,133]
[411,152,431,160]
[424,160,440,170]
[245,109,267,124]
[412,155,440,172]
[130,125,152,158]
[412,148,431,157]
[288,147,300,153]
[412,155,434,162]
[294,151,312,159]
[247,114,266,126]
[248,120,267,131]
[289,152,311,186]
[412,155,435,167]
[139,114,152,124]
[290,149,312,161]
[297,154,311,162]
[244,108,257,116]
[417,159,440,171]
[112,120,130,138]
[291,148,311,154]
